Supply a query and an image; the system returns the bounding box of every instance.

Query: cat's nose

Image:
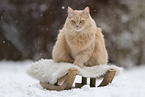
[76,24,79,28]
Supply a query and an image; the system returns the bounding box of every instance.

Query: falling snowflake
[40,13,43,17]
[62,6,65,9]
[3,41,5,43]
[40,4,48,12]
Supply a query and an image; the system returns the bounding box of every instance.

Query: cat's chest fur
[65,30,95,57]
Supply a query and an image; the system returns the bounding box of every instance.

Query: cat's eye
[71,20,75,23]
[80,20,84,23]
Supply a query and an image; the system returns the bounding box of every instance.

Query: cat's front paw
[78,64,84,67]
[74,62,84,67]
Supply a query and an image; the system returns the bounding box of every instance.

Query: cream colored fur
[52,7,108,67]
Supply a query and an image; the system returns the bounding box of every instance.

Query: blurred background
[0,0,145,68]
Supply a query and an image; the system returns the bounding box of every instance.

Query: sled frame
[40,68,116,91]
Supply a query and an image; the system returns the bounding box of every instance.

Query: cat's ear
[68,6,74,18]
[82,6,90,17]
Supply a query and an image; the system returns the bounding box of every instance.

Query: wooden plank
[82,77,87,85]
[75,77,87,88]
[65,68,78,89]
[98,69,116,87]
[75,83,84,88]
[90,78,96,87]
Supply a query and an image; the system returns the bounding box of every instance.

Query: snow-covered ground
[0,60,145,97]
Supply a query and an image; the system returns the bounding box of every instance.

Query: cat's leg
[87,41,108,66]
[52,33,73,63]
[74,51,91,67]
[74,43,94,67]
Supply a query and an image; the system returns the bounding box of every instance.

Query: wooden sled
[40,68,116,91]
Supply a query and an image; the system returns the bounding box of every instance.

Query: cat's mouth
[73,27,84,31]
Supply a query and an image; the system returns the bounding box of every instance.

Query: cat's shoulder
[57,29,65,39]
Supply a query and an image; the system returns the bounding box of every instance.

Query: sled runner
[40,68,116,91]
[40,68,77,90]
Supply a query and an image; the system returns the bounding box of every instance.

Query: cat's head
[67,6,92,31]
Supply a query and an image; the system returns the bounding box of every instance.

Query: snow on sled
[27,59,122,91]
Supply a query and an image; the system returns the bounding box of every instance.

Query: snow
[0,61,145,97]
[40,4,48,12]
[3,41,5,44]
[62,6,65,9]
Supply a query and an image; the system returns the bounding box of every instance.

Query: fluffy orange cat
[52,7,108,67]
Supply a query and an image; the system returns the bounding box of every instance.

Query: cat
[52,6,108,67]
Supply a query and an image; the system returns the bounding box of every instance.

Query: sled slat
[75,77,87,88]
[65,68,78,89]
[98,69,116,87]
[90,78,96,87]
[82,77,87,85]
